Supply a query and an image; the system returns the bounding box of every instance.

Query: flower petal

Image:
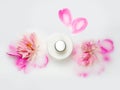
[58,8,72,26]
[39,55,49,68]
[31,55,49,68]
[16,58,28,71]
[72,18,88,34]
[99,39,114,54]
[7,45,20,57]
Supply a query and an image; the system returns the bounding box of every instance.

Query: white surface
[0,0,120,90]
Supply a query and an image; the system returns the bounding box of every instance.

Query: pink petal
[99,39,114,54]
[72,48,77,55]
[31,55,49,68]
[30,32,36,43]
[75,65,91,77]
[78,72,89,77]
[58,8,72,26]
[38,55,49,68]
[16,58,28,71]
[22,35,32,46]
[7,45,19,57]
[102,54,111,62]
[72,18,88,34]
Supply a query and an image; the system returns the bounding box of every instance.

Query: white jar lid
[55,40,66,52]
[47,34,73,60]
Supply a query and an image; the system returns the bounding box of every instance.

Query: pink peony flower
[73,39,114,77]
[7,33,48,72]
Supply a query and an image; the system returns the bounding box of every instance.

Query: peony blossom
[7,33,48,72]
[72,39,114,77]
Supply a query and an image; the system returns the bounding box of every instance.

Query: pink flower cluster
[73,39,114,77]
[7,33,48,72]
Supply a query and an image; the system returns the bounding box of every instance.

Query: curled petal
[31,55,49,68]
[58,8,72,26]
[99,39,114,54]
[72,18,88,34]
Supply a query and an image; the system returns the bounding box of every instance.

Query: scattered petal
[72,18,88,34]
[58,8,88,34]
[99,39,114,54]
[58,8,72,26]
[31,55,49,68]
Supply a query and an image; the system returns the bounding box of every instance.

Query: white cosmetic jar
[47,34,73,60]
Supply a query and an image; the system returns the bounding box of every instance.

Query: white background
[0,0,120,90]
